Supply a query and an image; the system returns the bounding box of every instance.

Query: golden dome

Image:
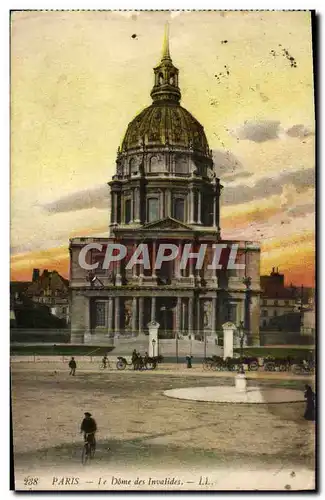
[121,103,210,155]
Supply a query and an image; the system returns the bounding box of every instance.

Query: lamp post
[160,305,167,338]
[242,276,252,342]
[152,338,156,358]
[238,320,245,374]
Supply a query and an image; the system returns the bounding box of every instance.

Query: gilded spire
[151,23,181,103]
[161,22,171,60]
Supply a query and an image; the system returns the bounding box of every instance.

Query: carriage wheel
[116,360,126,370]
[264,362,276,372]
[249,361,259,371]
[279,364,287,372]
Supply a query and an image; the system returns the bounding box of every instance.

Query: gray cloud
[212,149,254,183]
[286,124,314,138]
[286,203,315,218]
[222,171,254,182]
[222,168,315,206]
[212,149,244,175]
[42,185,110,213]
[234,120,281,143]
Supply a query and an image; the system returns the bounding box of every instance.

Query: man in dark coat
[80,412,97,444]
[186,355,193,368]
[131,349,138,370]
[69,357,77,376]
[304,384,315,421]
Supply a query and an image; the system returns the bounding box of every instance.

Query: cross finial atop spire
[162,22,171,60]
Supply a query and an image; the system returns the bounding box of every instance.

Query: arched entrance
[156,297,177,338]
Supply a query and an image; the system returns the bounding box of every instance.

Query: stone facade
[69,27,261,346]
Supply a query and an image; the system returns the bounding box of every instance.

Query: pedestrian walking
[69,356,77,376]
[304,384,315,421]
[186,355,193,369]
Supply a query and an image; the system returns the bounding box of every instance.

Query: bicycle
[99,360,111,370]
[81,432,96,465]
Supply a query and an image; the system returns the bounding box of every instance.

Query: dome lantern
[150,23,181,104]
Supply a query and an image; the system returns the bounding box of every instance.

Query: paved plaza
[11,361,315,491]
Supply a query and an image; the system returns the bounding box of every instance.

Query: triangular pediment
[142,217,193,231]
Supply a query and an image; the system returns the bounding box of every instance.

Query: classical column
[189,251,195,282]
[116,258,122,286]
[160,190,164,219]
[138,297,144,334]
[213,195,217,227]
[176,297,181,331]
[181,300,186,333]
[134,187,140,223]
[212,297,217,333]
[175,241,181,279]
[108,297,113,337]
[111,192,117,225]
[151,296,156,322]
[84,297,91,342]
[114,297,120,333]
[189,189,194,224]
[197,191,202,224]
[196,298,201,335]
[166,190,172,218]
[132,241,137,278]
[132,297,137,332]
[151,241,157,278]
[130,189,134,222]
[188,297,194,338]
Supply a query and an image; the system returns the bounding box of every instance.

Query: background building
[10,269,70,328]
[69,28,261,346]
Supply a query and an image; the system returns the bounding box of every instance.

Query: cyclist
[80,412,97,446]
[102,354,108,369]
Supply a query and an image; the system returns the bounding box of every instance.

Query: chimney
[32,269,40,282]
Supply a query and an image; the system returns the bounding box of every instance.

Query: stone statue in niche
[116,161,123,176]
[189,159,198,175]
[124,300,132,328]
[203,300,212,329]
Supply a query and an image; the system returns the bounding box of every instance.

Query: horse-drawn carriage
[116,354,163,371]
[203,355,259,372]
[202,353,315,374]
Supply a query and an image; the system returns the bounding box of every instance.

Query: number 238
[24,477,39,486]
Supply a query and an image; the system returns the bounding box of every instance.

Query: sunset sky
[11,10,315,285]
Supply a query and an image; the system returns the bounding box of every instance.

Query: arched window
[125,199,131,224]
[147,198,159,222]
[158,73,164,85]
[169,73,175,85]
[174,155,187,174]
[173,198,185,221]
[149,155,162,173]
[129,158,137,175]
